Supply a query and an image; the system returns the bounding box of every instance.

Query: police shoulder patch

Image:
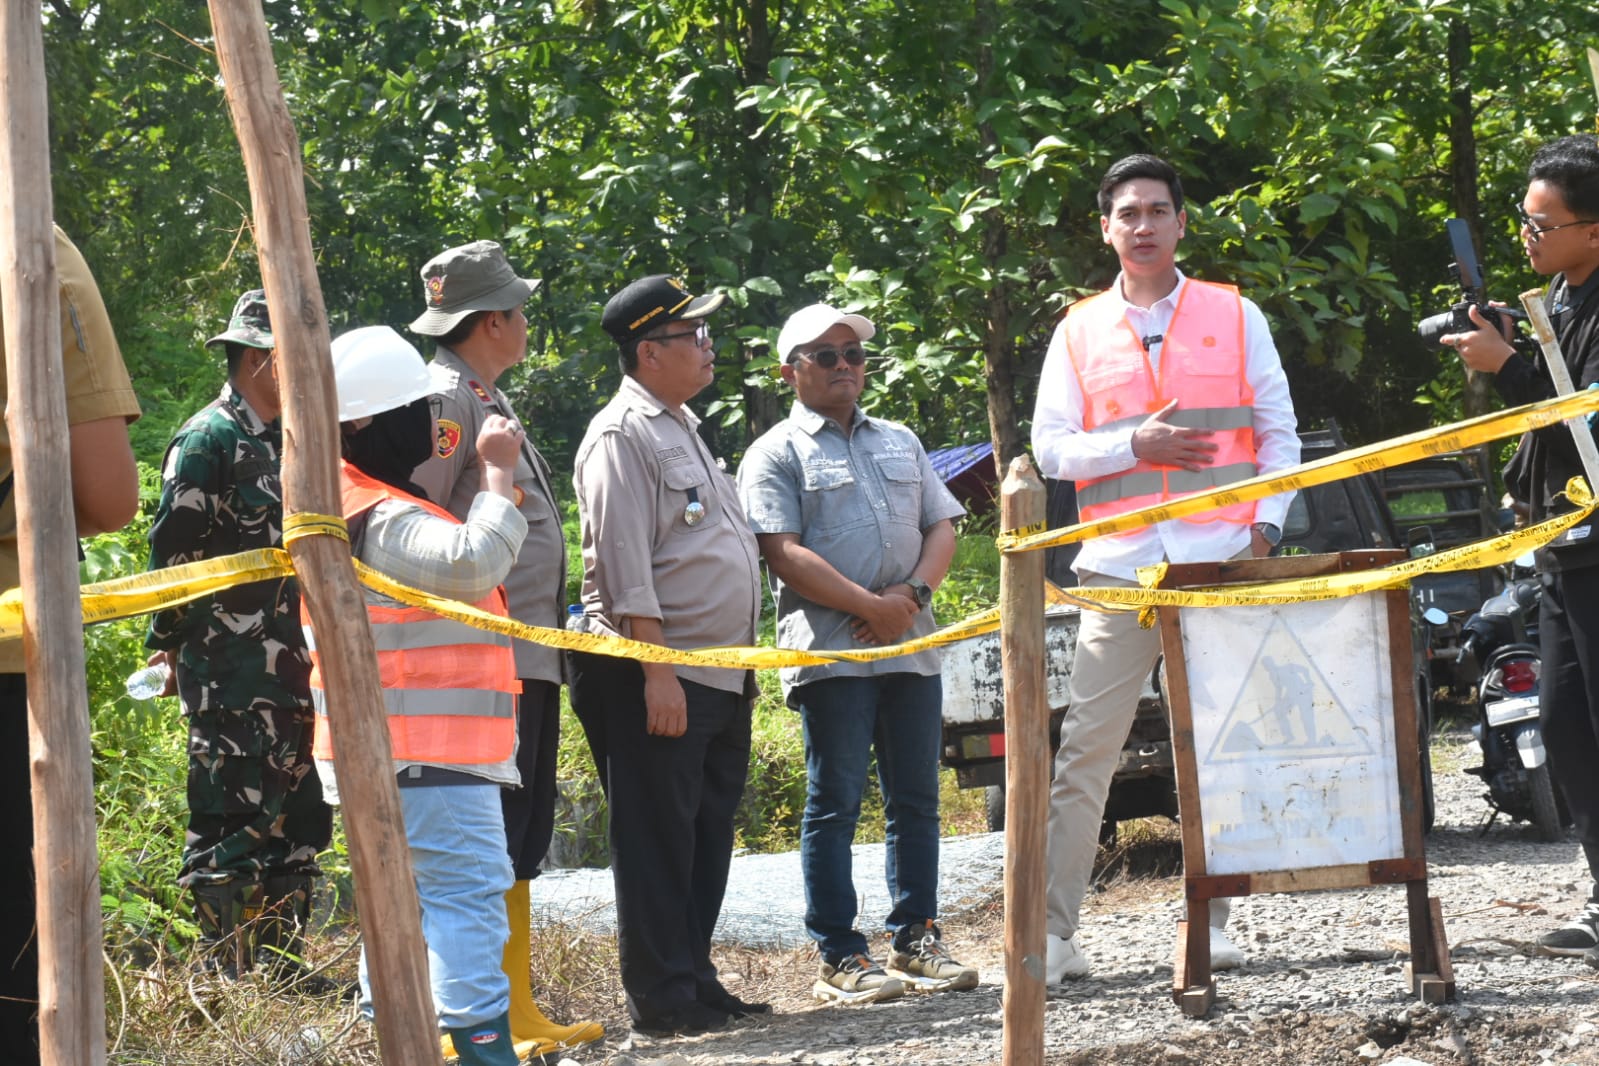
[437,419,463,459]
[468,380,494,405]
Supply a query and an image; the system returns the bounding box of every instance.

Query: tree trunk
[737,0,786,442]
[1447,17,1495,419]
[0,3,106,1061]
[205,4,440,1064]
[977,0,1025,475]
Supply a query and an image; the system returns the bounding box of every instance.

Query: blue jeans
[794,672,943,963]
[358,782,514,1030]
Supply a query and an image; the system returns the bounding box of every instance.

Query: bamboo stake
[0,3,106,1062]
[1519,288,1599,491]
[204,5,439,1063]
[1000,455,1046,1066]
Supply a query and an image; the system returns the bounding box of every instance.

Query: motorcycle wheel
[1529,763,1563,842]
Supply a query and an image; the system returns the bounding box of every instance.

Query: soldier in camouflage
[144,289,333,985]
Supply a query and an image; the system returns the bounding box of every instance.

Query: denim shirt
[738,401,964,693]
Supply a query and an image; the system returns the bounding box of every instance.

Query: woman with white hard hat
[304,325,528,1065]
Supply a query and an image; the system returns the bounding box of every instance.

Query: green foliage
[82,464,191,953]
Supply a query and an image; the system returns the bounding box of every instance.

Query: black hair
[436,308,491,349]
[619,336,644,374]
[1097,154,1184,216]
[1528,135,1599,221]
[223,342,268,380]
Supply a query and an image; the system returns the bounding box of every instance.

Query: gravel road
[532,728,1599,1066]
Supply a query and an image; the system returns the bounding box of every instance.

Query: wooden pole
[0,3,107,1062]
[1000,455,1047,1066]
[204,5,440,1063]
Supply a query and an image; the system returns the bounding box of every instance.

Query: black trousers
[568,651,750,1022]
[503,678,560,880]
[1539,564,1599,891]
[0,673,38,1064]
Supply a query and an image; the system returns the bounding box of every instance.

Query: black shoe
[631,1001,730,1036]
[254,948,354,999]
[699,984,770,1017]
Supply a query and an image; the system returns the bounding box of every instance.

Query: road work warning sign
[1179,594,1403,876]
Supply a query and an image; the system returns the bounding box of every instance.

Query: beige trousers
[1045,568,1231,939]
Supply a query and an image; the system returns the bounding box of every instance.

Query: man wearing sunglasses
[570,274,763,1035]
[1031,153,1300,983]
[407,241,602,1057]
[1443,135,1599,969]
[738,304,976,1004]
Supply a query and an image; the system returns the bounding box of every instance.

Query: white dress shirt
[1031,270,1299,580]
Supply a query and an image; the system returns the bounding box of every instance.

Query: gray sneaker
[888,920,979,992]
[814,954,905,1004]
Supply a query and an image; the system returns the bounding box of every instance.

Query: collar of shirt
[1552,270,1599,317]
[1111,269,1186,371]
[790,399,867,436]
[618,373,700,432]
[220,383,271,436]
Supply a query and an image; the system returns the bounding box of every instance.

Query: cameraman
[1443,134,1599,969]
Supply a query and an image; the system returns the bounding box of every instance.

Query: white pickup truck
[938,605,1170,835]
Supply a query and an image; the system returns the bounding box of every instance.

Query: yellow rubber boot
[504,879,604,1051]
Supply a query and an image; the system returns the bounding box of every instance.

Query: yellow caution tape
[283,512,349,545]
[997,388,1599,554]
[5,396,1595,667]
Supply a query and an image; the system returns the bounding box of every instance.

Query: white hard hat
[330,326,434,421]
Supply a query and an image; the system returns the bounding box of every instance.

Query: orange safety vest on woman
[1063,279,1258,530]
[305,461,518,766]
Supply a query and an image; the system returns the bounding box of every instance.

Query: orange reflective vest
[1063,279,1258,529]
[306,461,518,767]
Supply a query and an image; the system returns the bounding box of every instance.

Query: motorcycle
[1445,559,1565,840]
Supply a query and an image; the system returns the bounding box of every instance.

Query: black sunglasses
[791,344,866,369]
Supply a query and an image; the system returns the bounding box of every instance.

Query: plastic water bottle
[565,604,586,632]
[125,661,172,700]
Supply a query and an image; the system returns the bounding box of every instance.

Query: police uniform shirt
[411,345,566,684]
[572,374,760,695]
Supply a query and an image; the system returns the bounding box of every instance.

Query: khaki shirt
[411,345,566,683]
[573,375,760,694]
[0,227,141,673]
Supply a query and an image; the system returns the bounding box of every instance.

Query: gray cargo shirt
[737,400,964,694]
[411,346,566,683]
[573,374,760,695]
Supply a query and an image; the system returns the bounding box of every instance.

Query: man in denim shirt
[737,303,976,1004]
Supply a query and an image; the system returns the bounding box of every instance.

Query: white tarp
[1179,594,1402,875]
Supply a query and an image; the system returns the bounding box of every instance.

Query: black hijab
[343,396,434,501]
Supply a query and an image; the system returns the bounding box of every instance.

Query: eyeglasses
[790,344,866,369]
[1515,202,1599,243]
[646,321,710,346]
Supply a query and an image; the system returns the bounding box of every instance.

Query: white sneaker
[1210,926,1246,970]
[1045,933,1089,982]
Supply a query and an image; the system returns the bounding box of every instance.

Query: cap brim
[204,328,274,350]
[409,275,541,336]
[678,291,726,320]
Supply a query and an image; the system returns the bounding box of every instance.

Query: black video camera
[1417,218,1524,348]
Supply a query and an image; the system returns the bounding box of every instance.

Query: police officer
[144,290,333,984]
[569,275,764,1036]
[408,242,602,1054]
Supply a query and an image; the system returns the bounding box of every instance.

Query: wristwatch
[904,577,934,608]
[1252,522,1283,547]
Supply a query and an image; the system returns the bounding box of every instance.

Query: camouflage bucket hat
[204,289,274,350]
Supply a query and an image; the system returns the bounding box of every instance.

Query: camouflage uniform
[145,294,331,976]
[146,383,331,885]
